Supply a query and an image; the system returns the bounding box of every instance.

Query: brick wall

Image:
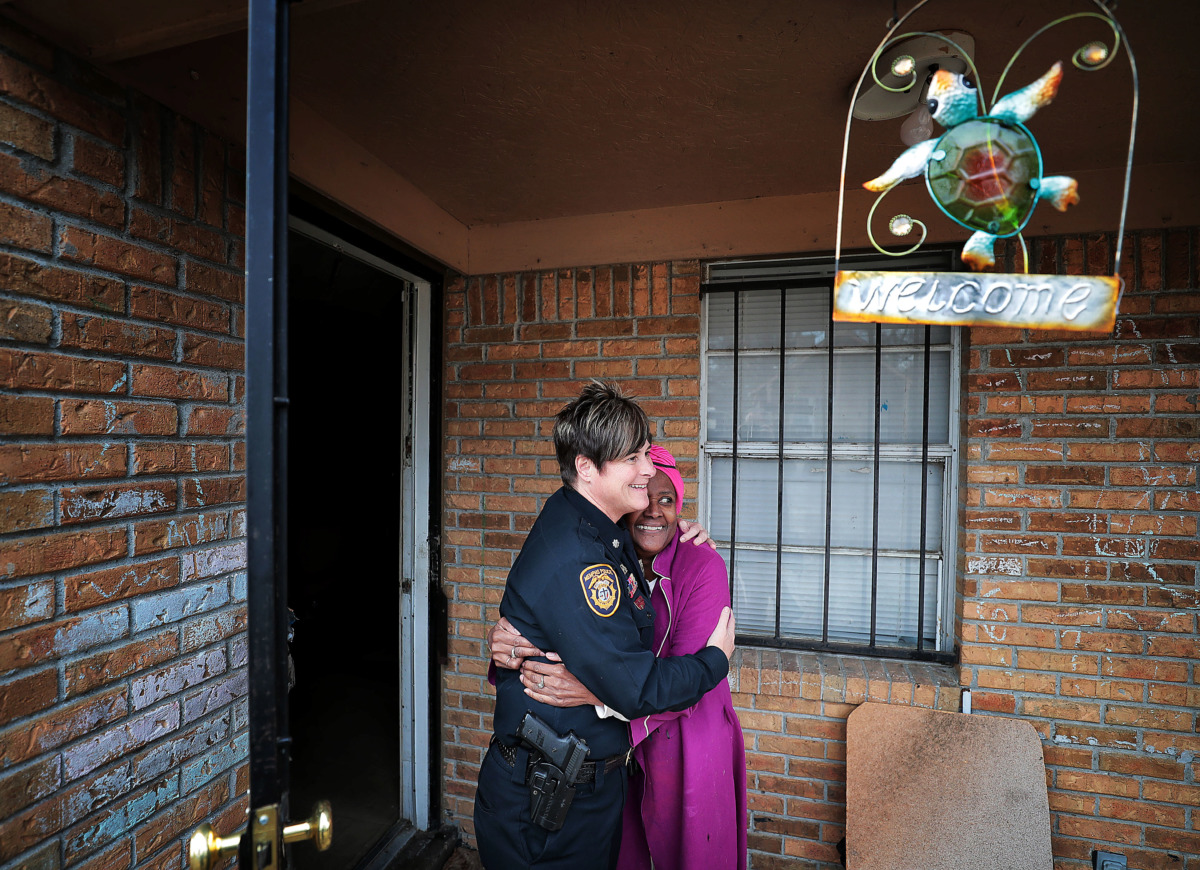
[439,231,1199,869]
[0,20,249,869]
[962,230,1199,870]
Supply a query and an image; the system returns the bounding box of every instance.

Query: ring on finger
[511,646,517,659]
[538,675,545,689]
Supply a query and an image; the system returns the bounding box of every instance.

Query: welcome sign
[834,5,1135,336]
[833,270,1120,332]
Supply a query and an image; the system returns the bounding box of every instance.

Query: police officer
[474,381,736,870]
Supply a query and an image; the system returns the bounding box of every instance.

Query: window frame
[699,251,961,663]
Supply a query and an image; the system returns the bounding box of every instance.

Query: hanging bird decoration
[864,61,1079,270]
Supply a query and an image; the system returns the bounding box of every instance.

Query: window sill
[728,646,962,712]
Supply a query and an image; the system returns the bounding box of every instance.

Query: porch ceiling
[4,0,1198,268]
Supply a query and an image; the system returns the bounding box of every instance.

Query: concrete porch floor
[442,846,483,870]
[381,826,481,870]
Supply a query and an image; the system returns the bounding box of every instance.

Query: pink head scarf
[648,443,685,510]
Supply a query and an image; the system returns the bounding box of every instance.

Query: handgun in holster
[516,712,591,831]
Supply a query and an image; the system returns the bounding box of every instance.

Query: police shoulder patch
[579,564,621,618]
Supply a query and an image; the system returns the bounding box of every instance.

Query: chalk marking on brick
[1174,750,1196,763]
[64,487,170,521]
[967,556,1022,577]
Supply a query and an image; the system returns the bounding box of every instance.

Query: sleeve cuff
[698,644,731,681]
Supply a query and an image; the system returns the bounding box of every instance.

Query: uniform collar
[562,485,625,538]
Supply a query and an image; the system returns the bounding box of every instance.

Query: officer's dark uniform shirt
[493,485,728,760]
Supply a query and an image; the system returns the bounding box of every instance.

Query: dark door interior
[286,228,407,867]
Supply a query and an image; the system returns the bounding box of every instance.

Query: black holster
[517,712,590,831]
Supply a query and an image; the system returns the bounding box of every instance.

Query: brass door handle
[188,824,240,870]
[188,801,332,870]
[283,800,333,851]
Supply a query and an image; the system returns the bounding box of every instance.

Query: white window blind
[702,254,959,659]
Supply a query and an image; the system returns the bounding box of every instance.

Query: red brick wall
[440,232,1199,869]
[0,21,249,868]
[962,230,1199,870]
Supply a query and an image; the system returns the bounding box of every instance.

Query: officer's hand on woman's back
[706,607,736,660]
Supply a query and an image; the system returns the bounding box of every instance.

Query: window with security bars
[702,252,959,661]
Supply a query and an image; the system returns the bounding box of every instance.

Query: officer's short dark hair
[554,381,651,486]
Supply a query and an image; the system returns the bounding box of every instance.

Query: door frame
[401,268,434,832]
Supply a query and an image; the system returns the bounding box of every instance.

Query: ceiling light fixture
[852,31,975,122]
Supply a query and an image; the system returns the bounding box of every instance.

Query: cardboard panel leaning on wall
[0,18,250,868]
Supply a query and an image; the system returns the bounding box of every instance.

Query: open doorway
[285,222,426,867]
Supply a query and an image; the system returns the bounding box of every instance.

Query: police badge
[579,564,620,618]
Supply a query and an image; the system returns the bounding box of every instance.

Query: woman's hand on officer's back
[677,519,718,549]
[488,616,553,669]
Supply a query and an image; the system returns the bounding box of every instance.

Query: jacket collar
[649,527,683,585]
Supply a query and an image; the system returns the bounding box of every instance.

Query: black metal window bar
[702,252,957,663]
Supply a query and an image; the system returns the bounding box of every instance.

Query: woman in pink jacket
[491,444,747,869]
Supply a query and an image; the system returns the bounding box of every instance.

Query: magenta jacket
[616,531,747,870]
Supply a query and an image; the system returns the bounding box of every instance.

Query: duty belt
[491,737,629,783]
